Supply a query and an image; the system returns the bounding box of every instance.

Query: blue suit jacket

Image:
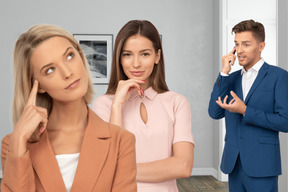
[208,63,288,177]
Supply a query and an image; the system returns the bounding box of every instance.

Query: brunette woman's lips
[65,79,80,89]
[131,71,143,77]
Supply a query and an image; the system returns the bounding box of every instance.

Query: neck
[47,98,88,131]
[140,80,151,90]
[244,57,261,72]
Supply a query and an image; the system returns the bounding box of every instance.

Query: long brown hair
[106,20,169,94]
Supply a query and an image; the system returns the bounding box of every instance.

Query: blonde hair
[13,24,93,126]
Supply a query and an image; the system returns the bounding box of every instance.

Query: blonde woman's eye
[46,67,55,75]
[67,53,74,60]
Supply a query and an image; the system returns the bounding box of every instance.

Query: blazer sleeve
[1,135,36,192]
[111,131,137,192]
[208,73,230,119]
[243,70,288,132]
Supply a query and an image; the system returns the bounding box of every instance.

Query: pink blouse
[93,87,194,192]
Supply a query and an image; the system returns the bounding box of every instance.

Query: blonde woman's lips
[65,79,80,89]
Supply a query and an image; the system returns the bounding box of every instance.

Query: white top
[55,153,80,192]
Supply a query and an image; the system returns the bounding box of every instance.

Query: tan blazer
[1,108,137,192]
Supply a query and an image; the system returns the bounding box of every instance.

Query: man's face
[234,31,265,71]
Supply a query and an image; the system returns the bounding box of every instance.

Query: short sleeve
[173,95,194,145]
[92,95,113,122]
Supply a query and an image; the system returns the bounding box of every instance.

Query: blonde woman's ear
[38,87,46,93]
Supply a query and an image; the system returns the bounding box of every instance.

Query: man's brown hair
[232,19,265,42]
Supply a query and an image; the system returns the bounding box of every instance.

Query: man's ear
[259,42,265,52]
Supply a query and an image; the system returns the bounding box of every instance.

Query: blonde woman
[1,24,137,192]
[93,20,195,192]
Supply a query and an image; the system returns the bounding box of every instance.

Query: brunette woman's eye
[142,52,150,56]
[122,52,132,57]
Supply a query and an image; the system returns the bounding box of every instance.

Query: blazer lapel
[244,63,269,104]
[28,131,66,191]
[235,71,244,101]
[71,108,111,192]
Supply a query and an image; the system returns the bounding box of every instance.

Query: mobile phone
[229,49,236,65]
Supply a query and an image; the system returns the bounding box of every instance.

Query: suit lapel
[244,63,269,104]
[71,108,111,192]
[235,71,243,101]
[28,131,66,191]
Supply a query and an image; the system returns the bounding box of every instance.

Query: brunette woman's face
[121,35,160,89]
[31,36,88,103]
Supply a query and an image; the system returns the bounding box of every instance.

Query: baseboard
[191,168,218,178]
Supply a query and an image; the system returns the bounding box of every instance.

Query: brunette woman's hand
[10,80,48,156]
[113,79,145,105]
[109,79,145,127]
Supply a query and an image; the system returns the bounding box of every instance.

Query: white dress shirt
[241,58,264,101]
[220,58,264,101]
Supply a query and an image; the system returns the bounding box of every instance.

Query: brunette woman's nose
[132,56,140,68]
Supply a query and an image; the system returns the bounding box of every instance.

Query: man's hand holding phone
[221,47,236,75]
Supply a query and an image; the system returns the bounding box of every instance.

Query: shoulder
[159,91,189,104]
[92,94,114,112]
[93,94,114,105]
[265,63,287,73]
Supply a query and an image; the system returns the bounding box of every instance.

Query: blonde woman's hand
[11,80,48,156]
[113,79,145,106]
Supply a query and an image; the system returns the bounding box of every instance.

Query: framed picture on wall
[73,34,113,84]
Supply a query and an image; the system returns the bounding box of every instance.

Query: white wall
[0,0,215,176]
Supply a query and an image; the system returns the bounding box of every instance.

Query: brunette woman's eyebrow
[122,49,152,52]
[140,49,153,52]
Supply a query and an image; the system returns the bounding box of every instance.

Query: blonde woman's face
[121,35,160,89]
[31,37,88,103]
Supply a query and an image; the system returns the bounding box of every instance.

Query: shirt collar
[241,58,264,75]
[129,86,158,101]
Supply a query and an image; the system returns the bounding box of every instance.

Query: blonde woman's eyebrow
[63,47,73,56]
[40,47,73,72]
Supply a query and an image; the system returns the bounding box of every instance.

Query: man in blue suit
[208,19,288,191]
